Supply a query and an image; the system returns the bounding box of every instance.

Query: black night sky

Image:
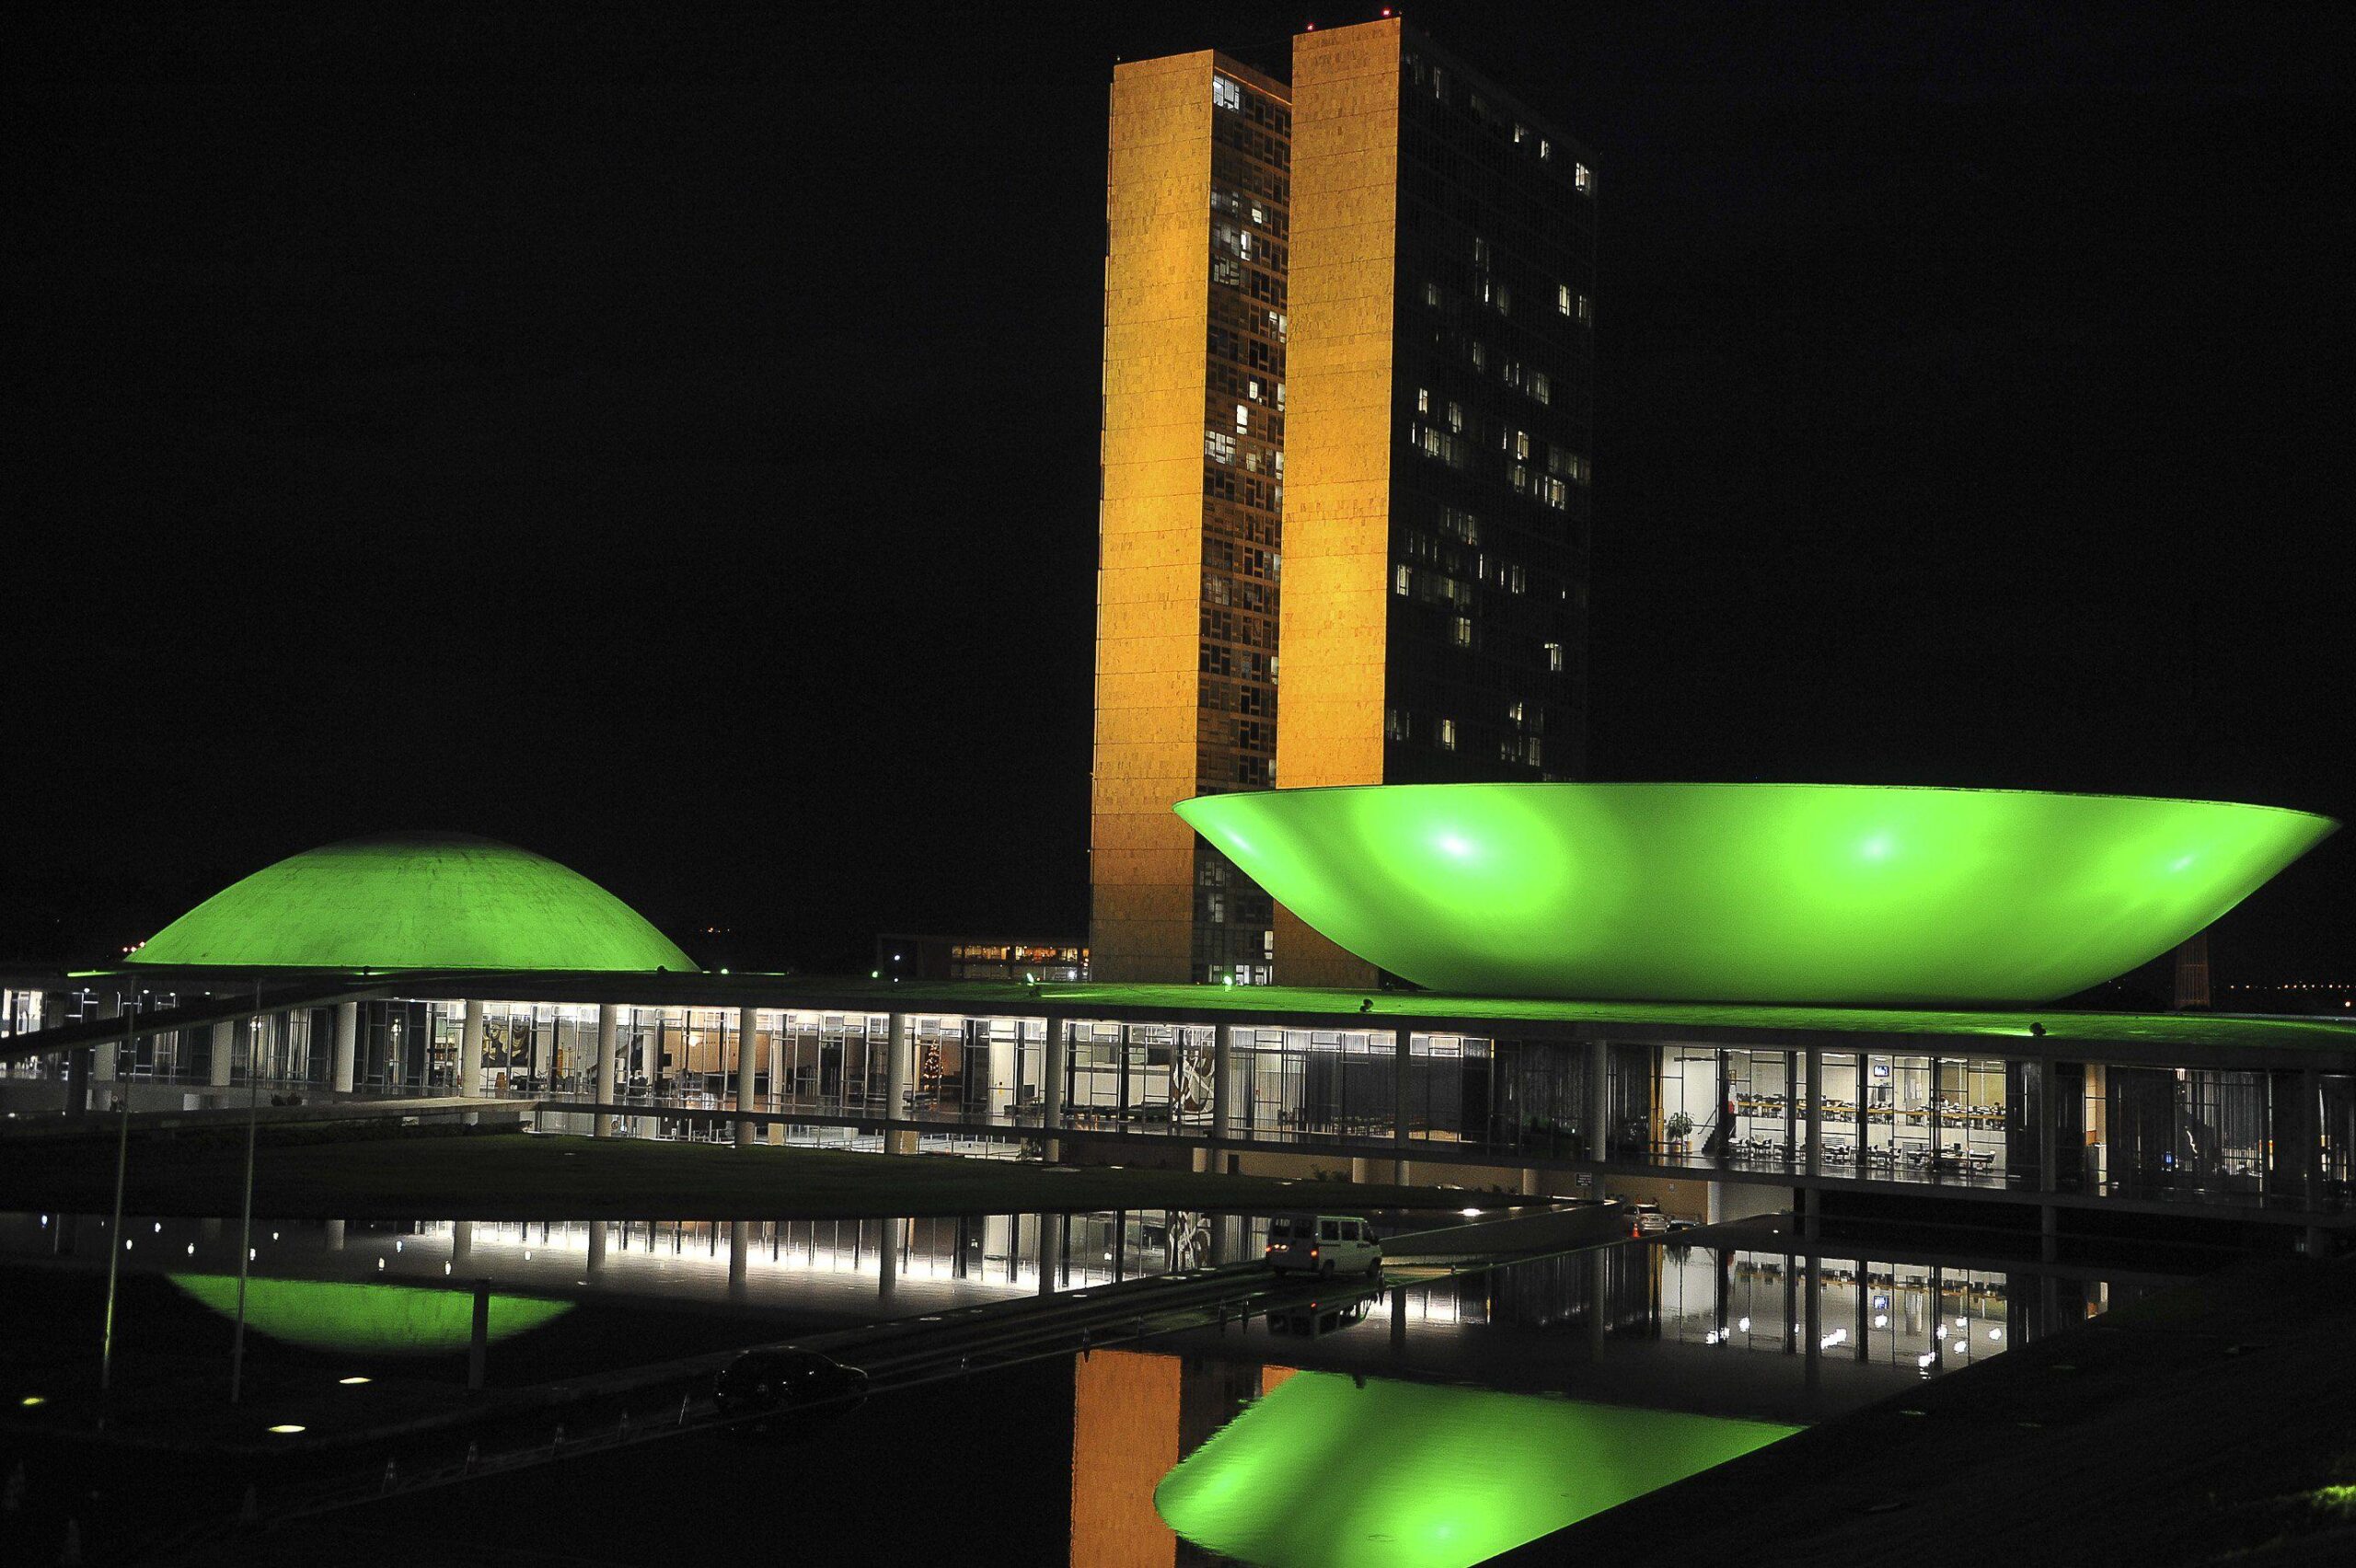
[7,3,2349,988]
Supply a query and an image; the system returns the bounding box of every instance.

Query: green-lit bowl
[1174,783,2336,1005]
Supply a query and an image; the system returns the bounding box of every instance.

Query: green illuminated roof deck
[167,1274,572,1354]
[126,832,697,973]
[1178,783,2335,1006]
[1155,1370,1795,1568]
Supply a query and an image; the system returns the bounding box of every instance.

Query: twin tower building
[1089,17,1598,986]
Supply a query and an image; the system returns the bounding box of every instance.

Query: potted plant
[1665,1111,1694,1154]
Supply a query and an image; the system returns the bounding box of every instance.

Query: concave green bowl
[1174,783,2336,1005]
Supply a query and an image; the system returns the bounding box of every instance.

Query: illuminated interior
[1178,782,2335,1004]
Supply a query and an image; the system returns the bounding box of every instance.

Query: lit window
[1446,401,1463,432]
[1394,565,1411,595]
[1557,283,1572,316]
[1540,138,1552,160]
[1513,123,1526,144]
[1451,617,1472,647]
[1236,402,1250,432]
[1473,236,1488,265]
[1439,718,1458,750]
[1416,386,1429,413]
[1496,282,1510,315]
[1213,75,1243,112]
[1532,372,1550,404]
[1575,163,1592,192]
[1507,698,1524,723]
[1515,430,1530,459]
[1470,340,1485,371]
[1544,641,1564,673]
[1425,281,1441,308]
[1206,429,1236,465]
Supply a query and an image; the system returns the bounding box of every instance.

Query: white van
[1265,1214,1382,1277]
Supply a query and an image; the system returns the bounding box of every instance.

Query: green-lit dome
[127,833,699,973]
[1179,783,2337,1006]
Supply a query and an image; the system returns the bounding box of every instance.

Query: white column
[210,1020,235,1088]
[734,1004,759,1147]
[460,1000,485,1096]
[1042,1017,1067,1164]
[332,1002,358,1093]
[988,1025,1017,1119]
[884,1012,914,1155]
[595,1004,619,1137]
[1805,1046,1823,1178]
[1211,1024,1235,1143]
[1392,1027,1412,1183]
[95,995,121,1084]
[1587,1038,1610,1161]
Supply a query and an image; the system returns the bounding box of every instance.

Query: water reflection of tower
[1070,1348,1287,1567]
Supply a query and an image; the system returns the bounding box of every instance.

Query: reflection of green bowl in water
[1177,783,2336,1005]
[168,1274,572,1355]
[1154,1371,1794,1568]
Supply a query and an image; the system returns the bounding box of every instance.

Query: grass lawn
[0,1128,1514,1221]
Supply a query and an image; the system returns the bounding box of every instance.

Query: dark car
[713,1348,868,1425]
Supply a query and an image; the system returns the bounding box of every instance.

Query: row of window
[1403,52,1591,196]
[1210,184,1288,240]
[1211,74,1290,139]
[1386,709,1549,767]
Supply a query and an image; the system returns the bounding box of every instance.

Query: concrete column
[2302,1066,2322,1213]
[1783,1051,1798,1166]
[95,995,121,1085]
[987,1023,1017,1119]
[1392,1028,1413,1184]
[729,1219,750,1292]
[64,1049,92,1117]
[2036,1059,2057,1193]
[2039,1203,2059,1263]
[451,1219,474,1267]
[1042,1018,1067,1164]
[1034,1211,1060,1297]
[1586,1038,1609,1162]
[734,1004,759,1147]
[210,1020,235,1089]
[1803,1253,1823,1411]
[1211,1024,1235,1143]
[876,1216,900,1305]
[459,1000,485,1096]
[1802,1184,1822,1241]
[595,1004,619,1137]
[1804,1047,1823,1178]
[325,1219,346,1251]
[884,1012,914,1156]
[1520,1167,1542,1197]
[332,1002,358,1094]
[586,1218,607,1272]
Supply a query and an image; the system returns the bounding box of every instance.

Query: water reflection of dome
[1154,1370,1793,1568]
[167,1274,572,1354]
[126,832,697,973]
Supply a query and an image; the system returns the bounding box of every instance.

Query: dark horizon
[8,2,2348,986]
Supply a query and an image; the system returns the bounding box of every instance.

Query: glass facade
[6,984,2350,1225]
